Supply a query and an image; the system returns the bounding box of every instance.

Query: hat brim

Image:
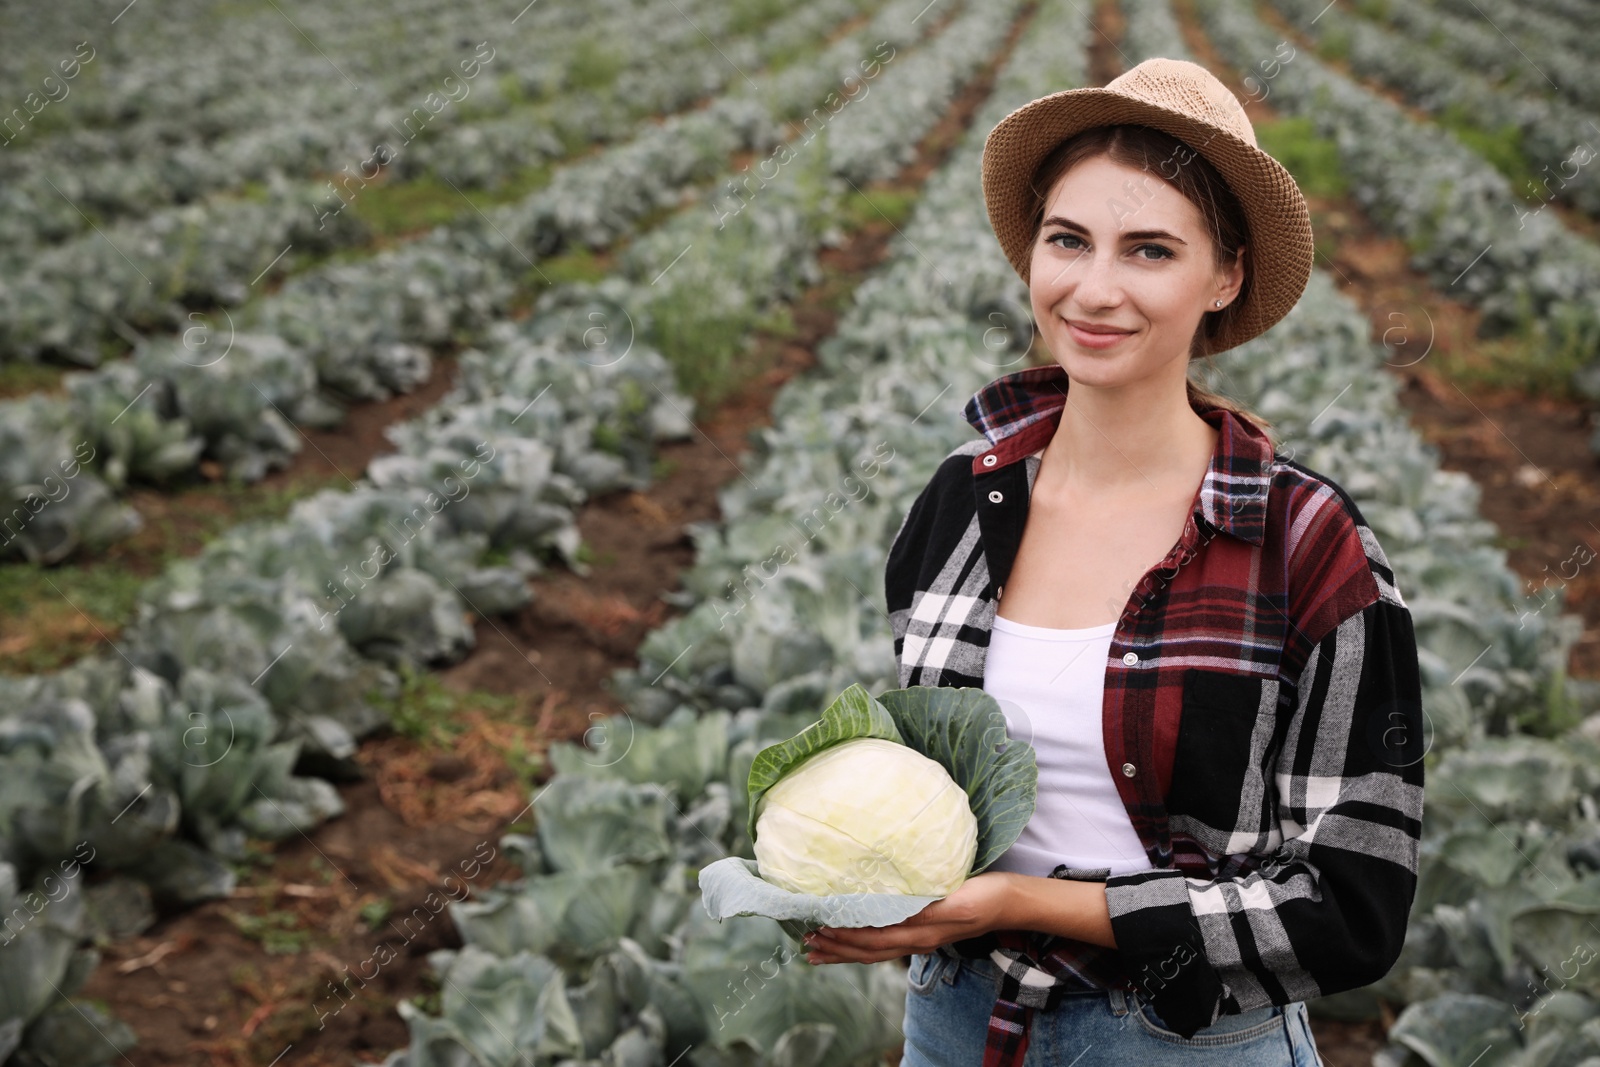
[980,87,1314,353]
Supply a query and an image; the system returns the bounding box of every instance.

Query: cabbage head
[753,736,978,897]
[700,683,1037,933]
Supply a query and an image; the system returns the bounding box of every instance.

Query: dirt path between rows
[69,5,1600,1065]
[73,5,1040,1064]
[1241,0,1600,678]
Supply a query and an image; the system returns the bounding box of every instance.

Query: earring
[1214,299,1224,308]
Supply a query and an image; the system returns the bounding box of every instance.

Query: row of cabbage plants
[1419,0,1600,113]
[1126,6,1600,1058]
[0,0,508,222]
[0,0,876,364]
[0,331,696,1065]
[1352,0,1598,117]
[1120,0,1195,62]
[0,0,534,121]
[0,1,1019,1060]
[0,0,857,256]
[0,0,911,566]
[1515,0,1600,33]
[360,1,1083,1064]
[406,7,1600,1066]
[0,0,715,242]
[1192,282,1600,1067]
[1191,0,1600,454]
[1264,0,1600,217]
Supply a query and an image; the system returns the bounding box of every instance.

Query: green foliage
[565,38,623,92]
[391,669,520,747]
[1314,23,1351,61]
[647,273,761,409]
[1255,116,1349,197]
[593,378,653,455]
[838,186,917,231]
[536,246,610,288]
[1439,125,1531,198]
[360,897,394,929]
[494,72,526,106]
[730,0,791,35]
[1439,301,1600,401]
[225,907,310,954]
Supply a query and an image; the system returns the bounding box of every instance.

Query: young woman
[802,58,1425,1066]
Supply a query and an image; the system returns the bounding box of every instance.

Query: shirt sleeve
[1100,593,1426,1038]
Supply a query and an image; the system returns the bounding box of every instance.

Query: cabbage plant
[699,684,1036,936]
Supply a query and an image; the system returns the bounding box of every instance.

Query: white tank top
[981,612,1151,878]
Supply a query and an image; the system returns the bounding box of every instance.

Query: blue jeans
[901,951,1326,1066]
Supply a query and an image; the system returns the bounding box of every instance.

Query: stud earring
[1214,299,1224,308]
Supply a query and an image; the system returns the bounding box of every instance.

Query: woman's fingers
[807,945,910,965]
[804,925,949,963]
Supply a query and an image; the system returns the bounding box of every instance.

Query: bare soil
[63,4,1600,1066]
[73,5,1040,1064]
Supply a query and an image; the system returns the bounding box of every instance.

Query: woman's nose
[1064,250,1123,309]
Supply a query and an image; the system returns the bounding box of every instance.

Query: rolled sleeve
[1104,596,1425,1038]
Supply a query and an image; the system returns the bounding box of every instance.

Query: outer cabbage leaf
[877,685,1037,872]
[703,683,1035,930]
[698,856,939,931]
[742,683,903,842]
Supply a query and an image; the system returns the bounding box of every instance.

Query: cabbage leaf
[701,683,1036,931]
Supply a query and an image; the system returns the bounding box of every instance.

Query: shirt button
[1122,651,1138,665]
[982,454,998,466]
[988,490,1004,503]
[1122,762,1137,777]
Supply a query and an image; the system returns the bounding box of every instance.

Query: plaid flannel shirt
[885,363,1424,1062]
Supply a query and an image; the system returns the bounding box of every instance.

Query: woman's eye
[1046,233,1173,260]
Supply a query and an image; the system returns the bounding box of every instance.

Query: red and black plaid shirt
[885,363,1424,1062]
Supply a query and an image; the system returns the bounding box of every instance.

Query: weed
[1255,117,1349,198]
[359,897,394,930]
[370,666,521,746]
[565,39,623,93]
[225,908,310,955]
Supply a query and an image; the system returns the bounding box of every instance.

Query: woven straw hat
[980,56,1314,353]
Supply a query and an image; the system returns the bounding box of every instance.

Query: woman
[801,58,1425,1065]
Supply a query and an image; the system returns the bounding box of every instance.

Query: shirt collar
[961,363,1275,547]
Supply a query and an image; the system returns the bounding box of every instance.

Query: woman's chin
[1055,340,1135,375]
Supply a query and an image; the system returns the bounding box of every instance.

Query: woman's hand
[802,871,1019,965]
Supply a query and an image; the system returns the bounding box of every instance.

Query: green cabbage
[699,683,1036,933]
[754,736,978,896]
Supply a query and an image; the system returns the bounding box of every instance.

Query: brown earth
[73,4,1040,1065]
[1239,0,1600,675]
[57,4,1600,1066]
[0,0,896,674]
[1173,0,1600,673]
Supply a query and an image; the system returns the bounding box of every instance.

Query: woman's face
[1028,154,1243,390]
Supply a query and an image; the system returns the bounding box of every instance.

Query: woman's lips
[1065,320,1135,349]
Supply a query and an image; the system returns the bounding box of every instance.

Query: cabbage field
[3,0,1600,1064]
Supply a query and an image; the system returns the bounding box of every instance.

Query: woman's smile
[1064,319,1137,349]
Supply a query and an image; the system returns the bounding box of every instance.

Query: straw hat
[980,57,1314,353]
